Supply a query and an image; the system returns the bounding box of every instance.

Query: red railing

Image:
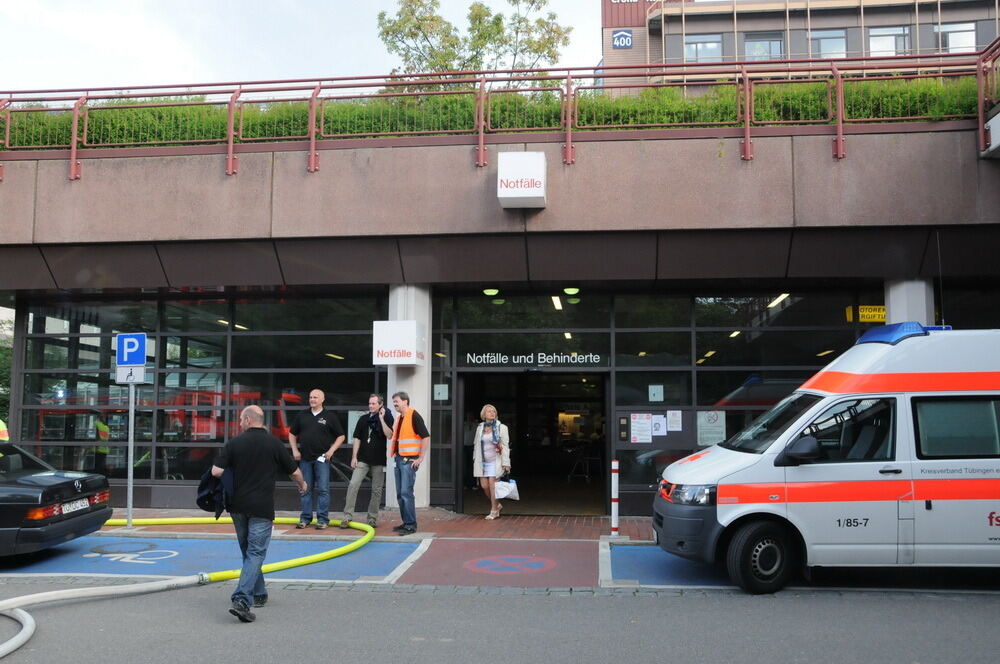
[0,35,997,179]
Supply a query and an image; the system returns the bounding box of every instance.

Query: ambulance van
[653,322,1000,593]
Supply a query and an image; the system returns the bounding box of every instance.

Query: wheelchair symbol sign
[83,541,178,565]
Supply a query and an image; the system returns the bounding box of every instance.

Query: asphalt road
[0,577,997,664]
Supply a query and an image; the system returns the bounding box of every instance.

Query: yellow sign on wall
[845,305,887,323]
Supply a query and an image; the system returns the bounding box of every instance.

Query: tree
[377,0,572,75]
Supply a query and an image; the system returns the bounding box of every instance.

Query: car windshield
[0,444,54,480]
[719,393,822,454]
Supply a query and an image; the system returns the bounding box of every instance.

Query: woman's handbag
[494,476,520,501]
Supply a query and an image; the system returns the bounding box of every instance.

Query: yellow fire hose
[0,516,373,658]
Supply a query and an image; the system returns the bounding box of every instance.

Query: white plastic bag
[494,478,519,501]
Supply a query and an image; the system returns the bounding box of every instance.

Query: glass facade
[16,291,388,483]
[432,288,885,493]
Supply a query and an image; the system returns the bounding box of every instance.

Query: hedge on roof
[0,76,979,150]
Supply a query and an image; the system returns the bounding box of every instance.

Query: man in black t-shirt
[288,389,346,529]
[213,405,306,623]
[339,393,394,529]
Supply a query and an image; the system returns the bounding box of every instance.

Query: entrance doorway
[459,372,606,515]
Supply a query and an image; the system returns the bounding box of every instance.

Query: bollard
[610,459,620,537]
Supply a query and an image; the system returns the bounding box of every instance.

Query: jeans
[298,458,330,523]
[231,512,272,607]
[343,461,385,522]
[394,457,418,528]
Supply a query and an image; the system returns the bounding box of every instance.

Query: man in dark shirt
[212,405,306,623]
[339,393,394,529]
[288,389,346,529]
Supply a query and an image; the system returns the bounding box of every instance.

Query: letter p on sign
[116,333,147,367]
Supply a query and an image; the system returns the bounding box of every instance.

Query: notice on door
[697,411,726,447]
[630,413,652,443]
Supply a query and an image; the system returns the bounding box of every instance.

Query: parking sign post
[115,333,146,528]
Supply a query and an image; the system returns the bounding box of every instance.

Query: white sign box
[372,320,426,366]
[497,151,547,208]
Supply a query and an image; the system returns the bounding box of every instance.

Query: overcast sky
[2,0,603,91]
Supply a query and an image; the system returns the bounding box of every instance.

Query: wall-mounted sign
[697,410,726,447]
[611,29,633,49]
[462,352,604,368]
[372,320,426,366]
[845,305,886,323]
[497,151,546,208]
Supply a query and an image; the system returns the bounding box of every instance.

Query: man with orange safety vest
[388,391,430,535]
[92,411,110,474]
[0,417,8,442]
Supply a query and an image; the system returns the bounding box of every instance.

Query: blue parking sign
[116,333,147,366]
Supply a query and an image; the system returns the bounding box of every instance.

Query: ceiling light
[581,378,587,383]
[767,293,791,308]
[816,349,835,357]
[483,288,499,296]
[729,331,741,338]
[704,350,716,357]
[325,353,345,360]
[491,298,506,305]
[234,324,248,331]
[696,358,705,364]
[435,352,448,358]
[637,351,647,357]
[563,287,580,295]
[567,297,581,305]
[216,319,229,326]
[564,332,572,339]
[551,296,563,310]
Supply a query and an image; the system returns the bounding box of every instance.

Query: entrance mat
[610,545,731,587]
[398,539,598,588]
[0,536,418,582]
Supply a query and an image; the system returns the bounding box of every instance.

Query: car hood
[662,445,760,485]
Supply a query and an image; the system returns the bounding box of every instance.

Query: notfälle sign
[372,320,426,366]
[497,151,546,208]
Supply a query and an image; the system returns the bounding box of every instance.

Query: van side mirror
[775,435,822,467]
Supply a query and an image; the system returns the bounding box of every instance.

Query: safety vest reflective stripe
[392,410,423,457]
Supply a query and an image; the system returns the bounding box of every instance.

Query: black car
[0,443,113,556]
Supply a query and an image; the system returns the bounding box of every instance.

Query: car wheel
[726,521,796,594]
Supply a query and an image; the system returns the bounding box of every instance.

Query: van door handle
[878,467,902,475]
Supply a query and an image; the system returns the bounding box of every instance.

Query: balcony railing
[1,36,997,179]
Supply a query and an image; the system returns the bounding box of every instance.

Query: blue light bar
[856,322,935,345]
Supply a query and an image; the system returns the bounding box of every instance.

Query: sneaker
[295,520,309,529]
[391,524,407,532]
[229,600,256,623]
[253,595,268,608]
[315,521,328,530]
[367,517,378,527]
[397,526,417,536]
[339,516,352,529]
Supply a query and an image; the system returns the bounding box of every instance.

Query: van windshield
[719,393,822,454]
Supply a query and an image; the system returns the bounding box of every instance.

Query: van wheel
[726,521,796,594]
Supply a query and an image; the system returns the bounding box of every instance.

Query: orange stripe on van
[912,478,1000,500]
[719,478,1000,504]
[800,371,1000,394]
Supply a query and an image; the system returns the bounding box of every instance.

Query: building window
[914,398,1000,458]
[935,23,977,54]
[744,32,784,61]
[810,29,847,59]
[868,26,910,57]
[685,34,723,63]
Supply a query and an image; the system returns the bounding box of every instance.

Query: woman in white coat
[471,404,511,519]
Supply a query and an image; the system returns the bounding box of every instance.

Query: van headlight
[668,484,717,506]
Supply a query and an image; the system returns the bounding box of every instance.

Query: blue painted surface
[0,536,418,581]
[610,545,730,586]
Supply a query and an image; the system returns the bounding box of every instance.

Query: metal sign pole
[127,382,135,527]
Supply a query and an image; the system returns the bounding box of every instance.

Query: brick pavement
[104,506,654,541]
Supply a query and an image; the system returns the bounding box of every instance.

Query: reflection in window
[914,398,1000,458]
[234,297,385,332]
[22,373,154,407]
[617,449,686,486]
[696,371,813,406]
[159,373,226,406]
[32,445,154,479]
[695,330,855,368]
[810,29,847,59]
[157,409,227,443]
[694,292,879,327]
[456,294,611,329]
[685,34,723,63]
[614,295,691,328]
[20,409,152,443]
[162,299,229,332]
[231,334,372,369]
[935,23,976,54]
[28,302,157,335]
[616,332,691,367]
[745,32,784,61]
[157,447,218,480]
[616,371,690,406]
[229,373,374,408]
[164,336,226,369]
[869,26,910,57]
